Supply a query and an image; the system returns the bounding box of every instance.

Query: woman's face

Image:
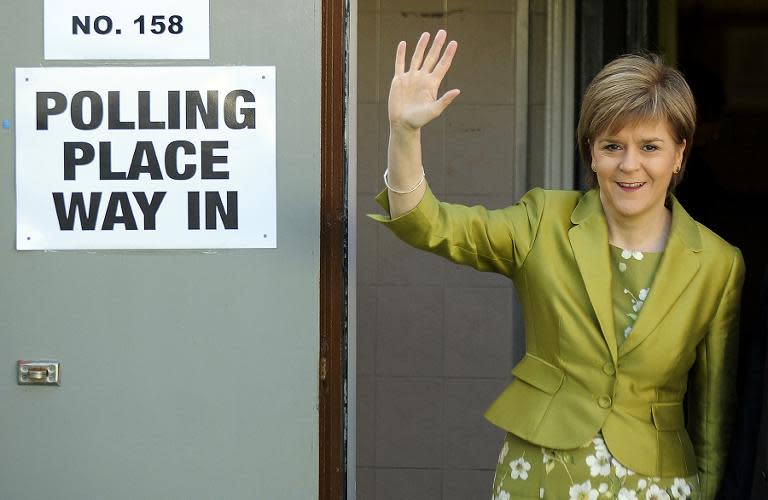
[591,119,686,222]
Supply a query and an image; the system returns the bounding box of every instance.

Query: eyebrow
[598,136,665,143]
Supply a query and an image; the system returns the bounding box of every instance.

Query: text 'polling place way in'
[15,66,276,250]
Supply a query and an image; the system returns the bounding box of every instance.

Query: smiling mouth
[616,182,645,190]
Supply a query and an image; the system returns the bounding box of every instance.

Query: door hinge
[319,356,328,382]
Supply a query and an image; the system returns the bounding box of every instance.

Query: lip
[616,181,646,192]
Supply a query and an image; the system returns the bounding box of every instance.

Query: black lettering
[63,142,95,180]
[93,15,113,34]
[99,142,126,180]
[127,142,162,180]
[165,141,196,180]
[206,191,238,229]
[72,16,90,35]
[71,91,103,130]
[188,191,200,230]
[108,91,135,129]
[138,91,165,129]
[52,192,101,230]
[186,90,218,129]
[168,91,180,129]
[201,141,229,179]
[102,192,137,230]
[224,90,256,129]
[132,192,166,230]
[36,92,67,130]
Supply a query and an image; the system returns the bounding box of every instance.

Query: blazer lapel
[619,195,702,356]
[568,190,618,363]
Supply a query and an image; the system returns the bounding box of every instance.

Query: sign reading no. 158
[44,0,209,60]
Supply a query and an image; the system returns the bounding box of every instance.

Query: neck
[601,198,673,253]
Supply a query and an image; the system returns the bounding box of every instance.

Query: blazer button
[598,395,613,408]
[602,362,616,376]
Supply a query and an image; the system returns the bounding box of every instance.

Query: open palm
[388,30,460,131]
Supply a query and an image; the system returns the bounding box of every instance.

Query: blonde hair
[577,53,696,191]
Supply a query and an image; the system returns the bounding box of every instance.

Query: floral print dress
[491,246,700,500]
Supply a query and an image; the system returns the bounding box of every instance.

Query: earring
[591,164,597,172]
[673,165,681,174]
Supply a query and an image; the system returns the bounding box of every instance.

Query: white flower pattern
[618,488,639,500]
[670,478,692,499]
[645,484,671,500]
[498,441,509,465]
[510,456,531,480]
[592,436,608,452]
[586,450,611,477]
[615,247,657,342]
[612,457,629,477]
[569,480,599,500]
[493,432,699,499]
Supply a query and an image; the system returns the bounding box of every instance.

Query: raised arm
[372,29,546,276]
[386,30,460,217]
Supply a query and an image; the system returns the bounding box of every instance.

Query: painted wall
[356,1,524,498]
[0,1,320,498]
[355,0,573,497]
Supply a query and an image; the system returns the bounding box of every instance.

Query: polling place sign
[15,66,276,250]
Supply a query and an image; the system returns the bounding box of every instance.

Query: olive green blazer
[370,186,744,500]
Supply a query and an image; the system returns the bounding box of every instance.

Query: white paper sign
[44,0,209,60]
[15,67,276,250]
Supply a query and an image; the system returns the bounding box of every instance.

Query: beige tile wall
[357,1,524,498]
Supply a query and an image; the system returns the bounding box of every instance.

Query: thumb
[435,88,460,115]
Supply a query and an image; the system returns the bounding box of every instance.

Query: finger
[436,88,461,112]
[409,32,430,71]
[394,41,406,76]
[432,40,458,80]
[422,29,447,73]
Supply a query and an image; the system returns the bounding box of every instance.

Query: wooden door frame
[320,0,347,498]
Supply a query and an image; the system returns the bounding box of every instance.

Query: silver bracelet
[383,167,426,194]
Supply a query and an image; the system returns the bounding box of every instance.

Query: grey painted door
[0,1,320,498]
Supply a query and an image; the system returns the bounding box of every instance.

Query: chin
[619,197,668,219]
[599,187,666,220]
[607,197,650,218]
[613,204,640,217]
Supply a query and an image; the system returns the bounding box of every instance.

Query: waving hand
[388,30,460,131]
[384,30,459,217]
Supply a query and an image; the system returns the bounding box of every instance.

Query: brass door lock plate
[17,360,60,386]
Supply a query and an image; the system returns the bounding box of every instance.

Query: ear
[677,139,687,163]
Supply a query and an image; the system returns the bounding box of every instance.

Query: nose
[619,147,642,172]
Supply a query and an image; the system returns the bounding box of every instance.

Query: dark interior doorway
[674,2,768,499]
[576,1,768,498]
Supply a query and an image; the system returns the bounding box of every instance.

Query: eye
[642,144,659,152]
[602,143,621,152]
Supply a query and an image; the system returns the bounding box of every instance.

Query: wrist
[384,166,426,194]
[389,121,421,137]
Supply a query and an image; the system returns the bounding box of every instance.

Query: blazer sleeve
[368,184,546,277]
[687,247,745,500]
